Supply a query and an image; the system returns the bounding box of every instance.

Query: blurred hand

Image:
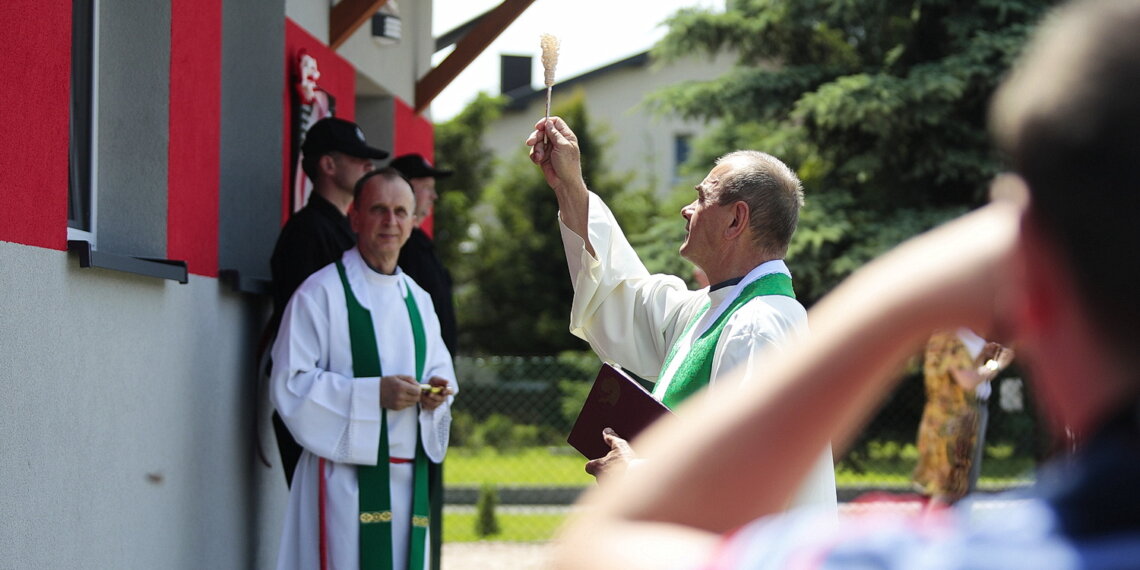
[420,376,452,411]
[585,428,637,481]
[380,375,422,410]
[976,342,1015,381]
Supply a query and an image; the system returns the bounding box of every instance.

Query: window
[673,133,692,184]
[69,0,97,243]
[65,0,187,283]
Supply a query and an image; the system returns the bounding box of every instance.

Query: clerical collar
[709,277,743,292]
[357,250,398,276]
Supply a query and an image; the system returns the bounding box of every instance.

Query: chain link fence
[442,354,1046,543]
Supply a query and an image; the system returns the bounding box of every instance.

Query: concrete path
[443,542,552,570]
[439,497,1029,569]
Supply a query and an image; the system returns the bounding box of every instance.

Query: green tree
[457,91,632,354]
[648,0,1057,303]
[433,92,504,273]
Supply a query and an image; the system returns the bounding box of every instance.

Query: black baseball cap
[389,153,454,179]
[302,117,389,160]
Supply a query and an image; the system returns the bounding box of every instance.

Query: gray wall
[0,242,286,568]
[96,0,170,257]
[356,95,396,159]
[219,0,287,284]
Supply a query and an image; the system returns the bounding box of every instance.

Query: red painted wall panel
[282,19,356,225]
[393,98,437,236]
[0,0,70,250]
[168,0,222,277]
[393,98,435,161]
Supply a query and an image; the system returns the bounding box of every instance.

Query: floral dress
[912,330,980,502]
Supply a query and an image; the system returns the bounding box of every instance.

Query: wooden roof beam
[330,0,389,50]
[414,0,536,114]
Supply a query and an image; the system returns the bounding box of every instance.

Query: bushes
[474,483,501,537]
[453,412,564,452]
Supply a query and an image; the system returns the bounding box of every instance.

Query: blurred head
[991,0,1140,369]
[350,168,416,274]
[389,154,453,221]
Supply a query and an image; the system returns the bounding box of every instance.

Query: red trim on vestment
[319,457,329,570]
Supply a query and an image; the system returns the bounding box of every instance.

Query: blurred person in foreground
[550,0,1140,567]
[527,118,836,513]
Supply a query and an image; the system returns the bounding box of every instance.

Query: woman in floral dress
[913,329,1013,505]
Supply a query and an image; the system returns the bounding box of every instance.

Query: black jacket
[398,227,458,355]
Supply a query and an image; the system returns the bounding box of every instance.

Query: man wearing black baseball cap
[391,153,460,357]
[267,116,389,487]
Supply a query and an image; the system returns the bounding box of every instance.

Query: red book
[567,364,672,459]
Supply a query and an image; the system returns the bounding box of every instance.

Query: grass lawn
[440,445,1036,542]
[444,446,593,487]
[442,447,586,543]
[445,445,1035,488]
[443,510,566,543]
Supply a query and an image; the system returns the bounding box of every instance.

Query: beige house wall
[482,51,736,197]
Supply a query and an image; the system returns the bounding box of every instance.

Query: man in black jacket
[390,153,456,570]
[391,153,458,355]
[268,117,388,486]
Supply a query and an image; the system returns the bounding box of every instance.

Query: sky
[429,0,723,121]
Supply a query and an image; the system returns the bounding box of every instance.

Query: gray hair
[714,150,804,258]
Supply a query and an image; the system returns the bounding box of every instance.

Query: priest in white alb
[271,167,456,570]
[528,117,835,512]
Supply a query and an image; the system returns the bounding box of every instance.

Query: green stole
[335,261,431,570]
[657,273,795,409]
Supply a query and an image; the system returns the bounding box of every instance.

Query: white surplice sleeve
[558,192,705,381]
[406,280,456,463]
[270,276,383,466]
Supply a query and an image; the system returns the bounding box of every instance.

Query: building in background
[0,0,532,567]
[482,50,736,197]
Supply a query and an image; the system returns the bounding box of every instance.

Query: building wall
[0,243,285,569]
[284,0,439,194]
[286,0,428,117]
[1,0,283,567]
[97,0,171,258]
[0,0,70,250]
[220,0,285,283]
[339,0,427,109]
[482,52,736,197]
[1,0,442,566]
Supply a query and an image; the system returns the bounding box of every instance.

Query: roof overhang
[330,0,390,50]
[416,0,536,113]
[327,0,535,115]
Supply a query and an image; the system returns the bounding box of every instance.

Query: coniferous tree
[648,0,1058,303]
[456,91,629,355]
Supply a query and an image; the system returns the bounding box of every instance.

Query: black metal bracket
[219,269,272,296]
[68,240,189,284]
